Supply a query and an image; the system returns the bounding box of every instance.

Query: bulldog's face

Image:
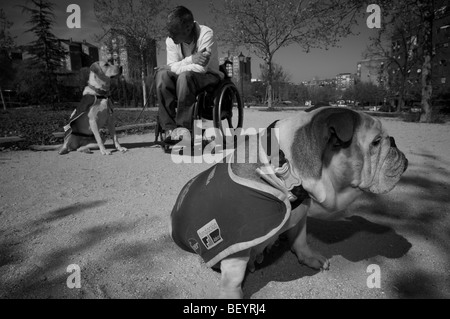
[351,112,408,194]
[277,107,408,212]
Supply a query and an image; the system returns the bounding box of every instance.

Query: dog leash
[256,121,307,203]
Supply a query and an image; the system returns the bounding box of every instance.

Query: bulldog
[30,61,127,155]
[170,107,408,298]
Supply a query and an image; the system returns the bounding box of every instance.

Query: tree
[308,85,337,105]
[0,8,17,110]
[18,0,67,104]
[293,83,309,105]
[366,0,437,122]
[259,62,292,102]
[348,82,387,106]
[210,0,362,109]
[94,0,169,107]
[416,0,434,122]
[365,2,424,112]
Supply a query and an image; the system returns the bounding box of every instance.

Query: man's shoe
[163,127,191,145]
[170,127,191,142]
[163,129,174,144]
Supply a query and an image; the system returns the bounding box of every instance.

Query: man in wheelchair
[156,6,224,144]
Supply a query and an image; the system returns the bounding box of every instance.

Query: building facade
[56,39,99,96]
[219,54,252,86]
[335,73,356,90]
[302,78,336,88]
[59,39,99,72]
[433,1,450,99]
[357,57,389,87]
[388,0,450,105]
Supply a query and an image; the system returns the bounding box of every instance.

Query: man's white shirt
[166,22,224,79]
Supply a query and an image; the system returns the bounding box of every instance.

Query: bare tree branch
[210,0,363,108]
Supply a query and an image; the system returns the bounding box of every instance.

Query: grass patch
[0,106,157,150]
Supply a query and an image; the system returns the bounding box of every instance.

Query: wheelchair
[155,62,244,152]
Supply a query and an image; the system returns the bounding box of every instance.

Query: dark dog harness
[171,121,309,267]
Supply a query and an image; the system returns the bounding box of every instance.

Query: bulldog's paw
[292,247,330,271]
[116,146,128,153]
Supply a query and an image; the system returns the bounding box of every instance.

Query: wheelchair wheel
[213,82,244,137]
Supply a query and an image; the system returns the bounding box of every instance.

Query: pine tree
[19,0,66,103]
[0,8,17,110]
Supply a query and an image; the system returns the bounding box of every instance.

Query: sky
[1,0,380,83]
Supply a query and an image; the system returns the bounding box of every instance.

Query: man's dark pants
[156,70,220,131]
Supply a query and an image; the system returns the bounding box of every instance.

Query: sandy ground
[1,108,450,299]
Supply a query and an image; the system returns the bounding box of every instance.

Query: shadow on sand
[242,215,412,298]
[243,153,450,298]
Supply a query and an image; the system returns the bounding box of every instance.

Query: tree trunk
[420,1,434,123]
[397,80,405,112]
[267,58,274,109]
[0,86,6,110]
[398,93,405,112]
[141,51,147,108]
[132,85,137,108]
[420,54,433,122]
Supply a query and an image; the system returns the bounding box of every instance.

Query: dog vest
[171,122,309,267]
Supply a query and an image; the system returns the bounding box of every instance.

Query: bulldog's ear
[291,108,359,179]
[90,62,104,76]
[328,111,355,143]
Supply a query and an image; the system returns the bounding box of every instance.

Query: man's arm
[169,29,215,75]
[166,37,192,73]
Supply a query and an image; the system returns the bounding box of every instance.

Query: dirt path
[1,109,449,299]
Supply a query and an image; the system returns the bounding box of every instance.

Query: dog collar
[88,84,109,98]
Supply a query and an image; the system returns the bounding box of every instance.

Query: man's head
[167,6,195,45]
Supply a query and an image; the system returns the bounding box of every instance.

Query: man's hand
[192,48,211,67]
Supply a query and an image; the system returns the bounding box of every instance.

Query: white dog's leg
[89,119,110,155]
[107,113,127,153]
[59,133,82,155]
[288,215,330,270]
[219,253,250,299]
[77,143,99,154]
[59,136,72,155]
